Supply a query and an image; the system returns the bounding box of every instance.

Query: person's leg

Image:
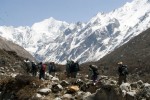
[39,72,42,79]
[123,75,127,83]
[118,76,123,85]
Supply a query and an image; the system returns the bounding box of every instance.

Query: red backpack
[42,64,46,71]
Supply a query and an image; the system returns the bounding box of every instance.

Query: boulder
[60,80,69,87]
[82,92,92,99]
[137,80,143,86]
[126,91,136,100]
[136,83,150,99]
[120,83,131,92]
[38,88,51,95]
[51,84,63,93]
[62,94,73,99]
[52,77,59,81]
[54,97,62,100]
[67,85,79,94]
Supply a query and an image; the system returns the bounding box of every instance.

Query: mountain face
[0,36,35,61]
[0,36,35,79]
[0,0,150,64]
[91,28,150,82]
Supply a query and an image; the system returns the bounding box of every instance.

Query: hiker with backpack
[48,62,56,76]
[70,60,80,78]
[31,61,37,77]
[24,58,31,73]
[65,60,71,78]
[74,61,80,77]
[117,62,129,85]
[89,65,99,83]
[39,62,46,79]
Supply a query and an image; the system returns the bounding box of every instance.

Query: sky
[0,0,132,27]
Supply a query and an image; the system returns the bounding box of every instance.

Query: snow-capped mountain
[0,0,150,64]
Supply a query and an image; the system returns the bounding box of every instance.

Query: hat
[118,62,123,65]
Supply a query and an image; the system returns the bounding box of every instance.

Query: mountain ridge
[0,0,150,64]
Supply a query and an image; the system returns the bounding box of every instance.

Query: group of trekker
[65,60,80,78]
[24,59,56,79]
[24,58,129,85]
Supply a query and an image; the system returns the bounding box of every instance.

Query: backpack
[91,65,98,71]
[121,65,128,75]
[90,65,99,75]
[75,62,80,71]
[42,64,46,71]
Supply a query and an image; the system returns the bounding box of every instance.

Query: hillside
[0,37,35,61]
[0,37,35,79]
[82,28,150,83]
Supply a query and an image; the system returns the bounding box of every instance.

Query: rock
[137,80,143,86]
[82,92,92,99]
[100,75,109,80]
[109,79,117,85]
[120,83,131,92]
[35,93,42,98]
[11,73,19,78]
[45,74,53,80]
[131,82,138,89]
[75,91,91,100]
[77,91,84,96]
[60,80,69,87]
[0,70,4,73]
[80,83,90,92]
[62,94,73,99]
[54,97,62,100]
[136,83,150,99]
[85,75,89,78]
[131,80,144,89]
[83,93,95,100]
[38,88,51,95]
[67,85,79,94]
[52,77,59,81]
[32,93,42,100]
[126,91,136,100]
[76,79,84,87]
[85,84,123,100]
[51,84,63,93]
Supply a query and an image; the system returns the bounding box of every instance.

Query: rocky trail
[0,71,150,100]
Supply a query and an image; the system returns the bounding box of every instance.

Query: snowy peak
[31,17,69,36]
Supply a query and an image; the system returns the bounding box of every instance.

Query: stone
[60,80,69,87]
[51,84,63,93]
[38,88,51,95]
[62,94,73,99]
[67,85,79,93]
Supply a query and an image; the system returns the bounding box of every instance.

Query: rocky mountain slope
[0,37,35,61]
[0,0,150,64]
[0,36,35,79]
[82,28,150,83]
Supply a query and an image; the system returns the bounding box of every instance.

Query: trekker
[69,60,78,78]
[89,65,99,83]
[24,58,31,73]
[48,62,56,76]
[31,61,37,77]
[39,62,46,79]
[65,60,71,78]
[117,62,129,85]
[73,61,80,78]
